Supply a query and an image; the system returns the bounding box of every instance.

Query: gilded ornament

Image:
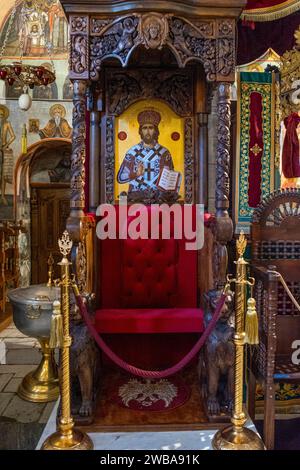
[250,143,263,156]
[58,231,73,257]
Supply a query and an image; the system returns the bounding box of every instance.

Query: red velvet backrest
[100,206,198,309]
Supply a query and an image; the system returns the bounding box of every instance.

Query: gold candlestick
[47,253,54,287]
[41,231,93,451]
[212,232,265,450]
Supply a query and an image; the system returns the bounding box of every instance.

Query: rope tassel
[245,297,259,345]
[49,300,63,349]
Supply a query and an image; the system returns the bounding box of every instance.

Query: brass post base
[212,425,265,450]
[41,429,94,450]
[18,338,59,403]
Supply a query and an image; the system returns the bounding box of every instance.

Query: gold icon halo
[49,104,66,119]
[0,105,9,120]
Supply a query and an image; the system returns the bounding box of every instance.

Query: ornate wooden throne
[60,0,246,424]
[248,189,300,449]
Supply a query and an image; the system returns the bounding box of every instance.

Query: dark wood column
[197,113,208,209]
[89,80,103,212]
[67,79,87,241]
[88,84,102,213]
[213,81,234,288]
[215,82,233,243]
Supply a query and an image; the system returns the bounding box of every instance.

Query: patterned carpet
[86,364,210,431]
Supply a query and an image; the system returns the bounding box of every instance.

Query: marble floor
[0,322,56,449]
[1,321,298,450]
[37,400,260,450]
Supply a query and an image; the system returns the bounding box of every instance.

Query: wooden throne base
[74,364,231,433]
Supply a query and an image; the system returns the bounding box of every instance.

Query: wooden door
[31,184,70,284]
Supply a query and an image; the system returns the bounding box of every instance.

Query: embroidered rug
[113,376,190,412]
[89,364,208,430]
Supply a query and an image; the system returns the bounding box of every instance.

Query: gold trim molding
[241,0,300,22]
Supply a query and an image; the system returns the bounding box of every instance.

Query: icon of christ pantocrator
[117,110,178,194]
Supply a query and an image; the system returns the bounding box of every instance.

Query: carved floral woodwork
[70,15,89,80]
[216,82,231,213]
[70,80,87,211]
[87,14,235,82]
[105,117,115,204]
[106,69,193,116]
[184,118,194,204]
[215,82,233,243]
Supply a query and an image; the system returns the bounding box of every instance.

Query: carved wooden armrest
[251,264,279,381]
[69,214,96,296]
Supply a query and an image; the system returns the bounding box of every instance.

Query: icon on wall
[38,104,72,139]
[115,100,184,202]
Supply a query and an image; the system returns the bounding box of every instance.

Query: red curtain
[237,10,299,64]
[282,113,300,179]
[248,92,263,208]
[245,0,294,9]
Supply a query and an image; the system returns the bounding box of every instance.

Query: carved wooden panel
[184,118,194,203]
[105,69,193,116]
[90,14,236,82]
[69,15,89,79]
[105,117,115,204]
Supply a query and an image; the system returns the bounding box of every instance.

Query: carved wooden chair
[94,206,218,369]
[248,189,300,450]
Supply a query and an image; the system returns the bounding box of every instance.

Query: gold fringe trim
[241,0,300,22]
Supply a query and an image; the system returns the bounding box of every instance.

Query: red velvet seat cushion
[97,206,213,335]
[95,307,204,334]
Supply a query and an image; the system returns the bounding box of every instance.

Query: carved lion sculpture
[69,297,101,422]
[198,289,235,417]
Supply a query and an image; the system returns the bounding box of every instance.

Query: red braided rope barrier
[74,288,226,379]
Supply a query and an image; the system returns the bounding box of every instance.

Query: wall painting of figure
[114,100,185,203]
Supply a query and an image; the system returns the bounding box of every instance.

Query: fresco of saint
[0,105,15,205]
[39,104,72,139]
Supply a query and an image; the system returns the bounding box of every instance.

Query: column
[215,82,233,243]
[197,113,208,209]
[68,79,87,241]
[89,106,100,213]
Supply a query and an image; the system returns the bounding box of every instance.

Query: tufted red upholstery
[95,205,204,334]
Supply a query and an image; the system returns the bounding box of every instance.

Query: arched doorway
[14,138,71,286]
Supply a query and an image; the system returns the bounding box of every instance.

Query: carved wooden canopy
[61,0,246,83]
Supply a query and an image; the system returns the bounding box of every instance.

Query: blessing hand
[136,162,145,177]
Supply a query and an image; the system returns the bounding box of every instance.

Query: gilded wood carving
[280,26,300,119]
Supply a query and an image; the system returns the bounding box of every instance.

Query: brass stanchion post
[41,231,93,450]
[212,232,265,450]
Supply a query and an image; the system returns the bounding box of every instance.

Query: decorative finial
[236,230,247,258]
[58,230,73,257]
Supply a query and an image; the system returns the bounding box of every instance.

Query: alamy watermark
[96,196,205,250]
[292,340,300,365]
